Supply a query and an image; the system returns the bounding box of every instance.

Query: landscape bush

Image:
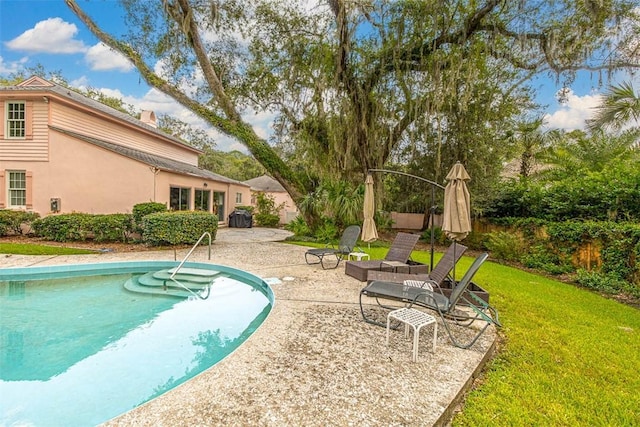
[480,218,640,293]
[142,211,218,246]
[32,213,94,241]
[254,192,282,227]
[32,213,135,242]
[90,214,135,242]
[0,210,40,236]
[132,202,167,232]
[284,215,311,237]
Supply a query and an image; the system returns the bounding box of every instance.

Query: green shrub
[520,244,573,275]
[284,215,311,237]
[142,211,218,246]
[0,210,40,235]
[90,214,134,242]
[235,205,255,213]
[132,202,167,232]
[32,213,93,242]
[314,221,339,242]
[254,192,282,228]
[255,213,280,227]
[484,231,524,262]
[421,226,444,245]
[575,269,640,297]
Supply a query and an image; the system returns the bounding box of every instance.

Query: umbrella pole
[429,186,436,271]
[453,240,457,283]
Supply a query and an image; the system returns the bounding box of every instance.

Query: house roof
[50,126,248,186]
[244,175,287,192]
[1,76,201,155]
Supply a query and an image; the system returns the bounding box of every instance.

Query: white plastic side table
[386,307,437,362]
[348,252,370,261]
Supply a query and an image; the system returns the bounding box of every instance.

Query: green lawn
[298,241,640,425]
[0,243,96,255]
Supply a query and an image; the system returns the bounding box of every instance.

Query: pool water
[0,262,273,426]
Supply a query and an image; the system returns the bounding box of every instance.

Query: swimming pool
[0,261,274,426]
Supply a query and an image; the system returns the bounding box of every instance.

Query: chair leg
[321,254,342,269]
[438,314,492,349]
[359,292,402,329]
[305,252,322,265]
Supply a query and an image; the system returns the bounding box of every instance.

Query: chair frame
[305,225,362,269]
[360,253,501,349]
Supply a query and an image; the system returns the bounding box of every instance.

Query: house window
[8,171,26,207]
[170,186,190,210]
[195,189,210,211]
[236,192,242,204]
[6,102,26,138]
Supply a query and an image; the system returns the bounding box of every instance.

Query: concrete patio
[1,228,497,426]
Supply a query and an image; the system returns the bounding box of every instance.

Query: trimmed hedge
[32,213,135,242]
[142,211,218,246]
[132,202,167,232]
[0,210,40,236]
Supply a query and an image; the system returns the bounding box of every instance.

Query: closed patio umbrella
[361,174,378,245]
[442,162,471,280]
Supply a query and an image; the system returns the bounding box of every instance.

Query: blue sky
[1,1,636,152]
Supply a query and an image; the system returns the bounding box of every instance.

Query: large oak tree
[65,0,639,218]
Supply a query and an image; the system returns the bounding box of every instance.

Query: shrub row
[32,213,134,242]
[3,202,218,246]
[484,165,640,222]
[482,218,640,297]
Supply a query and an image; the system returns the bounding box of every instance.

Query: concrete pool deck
[1,228,498,426]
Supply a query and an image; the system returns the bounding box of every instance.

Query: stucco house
[0,76,250,223]
[244,174,299,224]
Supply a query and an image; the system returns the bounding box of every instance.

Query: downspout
[150,166,160,201]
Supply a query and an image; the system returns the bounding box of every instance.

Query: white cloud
[5,18,87,54]
[0,56,28,74]
[70,75,90,88]
[544,89,603,131]
[84,43,134,72]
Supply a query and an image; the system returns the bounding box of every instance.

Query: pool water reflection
[0,262,272,426]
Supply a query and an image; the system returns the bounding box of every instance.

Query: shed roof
[244,175,287,192]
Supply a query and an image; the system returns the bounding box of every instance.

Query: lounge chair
[366,243,468,286]
[360,253,500,349]
[345,232,423,281]
[305,225,362,269]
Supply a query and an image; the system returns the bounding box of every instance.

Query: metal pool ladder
[169,232,213,300]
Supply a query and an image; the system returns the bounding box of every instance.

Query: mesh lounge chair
[360,253,501,349]
[305,225,362,269]
[345,232,422,281]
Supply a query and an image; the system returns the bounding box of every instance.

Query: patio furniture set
[305,230,501,360]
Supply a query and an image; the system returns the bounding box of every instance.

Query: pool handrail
[169,232,213,299]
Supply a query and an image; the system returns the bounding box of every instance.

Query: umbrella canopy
[361,174,378,243]
[442,162,472,241]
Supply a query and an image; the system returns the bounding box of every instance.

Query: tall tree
[65,0,640,217]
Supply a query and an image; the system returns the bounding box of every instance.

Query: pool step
[144,270,220,286]
[124,268,228,298]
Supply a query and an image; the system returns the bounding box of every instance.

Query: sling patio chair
[305,225,362,269]
[345,232,423,281]
[360,252,501,349]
